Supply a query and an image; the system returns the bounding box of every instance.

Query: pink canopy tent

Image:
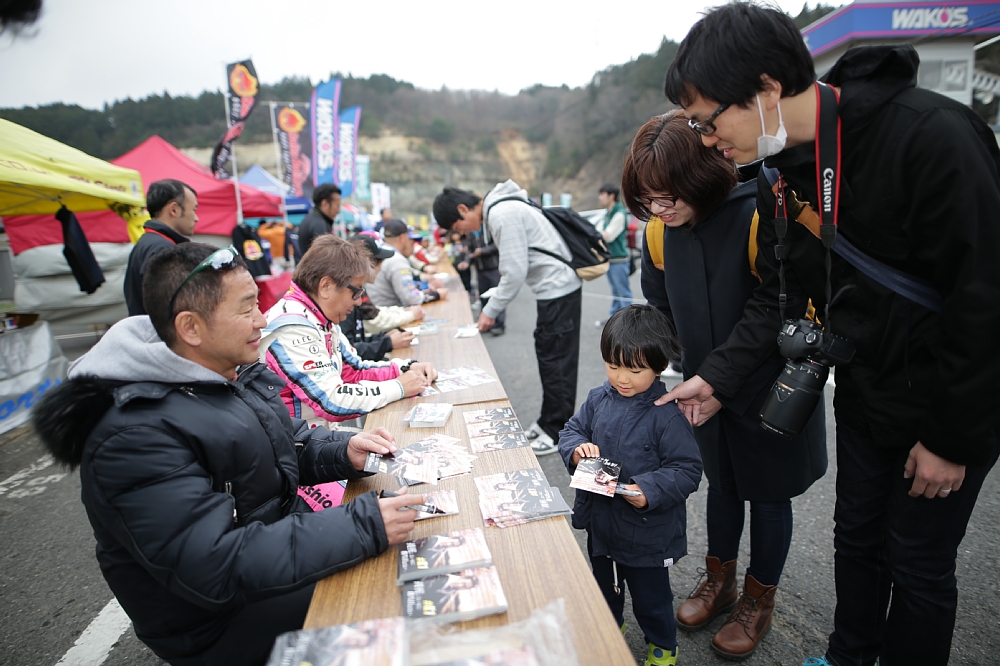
[5,135,282,254]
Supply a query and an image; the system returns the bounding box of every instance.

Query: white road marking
[55,598,132,666]
[0,455,54,497]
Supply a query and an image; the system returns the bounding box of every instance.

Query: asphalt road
[1,271,997,666]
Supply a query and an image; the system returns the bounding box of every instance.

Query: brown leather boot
[676,556,738,630]
[711,573,777,661]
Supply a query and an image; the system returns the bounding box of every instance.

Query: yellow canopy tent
[0,118,149,239]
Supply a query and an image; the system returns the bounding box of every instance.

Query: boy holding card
[559,305,702,666]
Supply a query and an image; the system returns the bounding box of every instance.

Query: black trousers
[170,584,315,666]
[589,535,677,649]
[826,422,999,666]
[477,268,505,329]
[534,288,581,442]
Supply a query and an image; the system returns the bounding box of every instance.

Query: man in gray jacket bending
[434,180,583,455]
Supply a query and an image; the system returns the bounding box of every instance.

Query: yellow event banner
[0,118,145,218]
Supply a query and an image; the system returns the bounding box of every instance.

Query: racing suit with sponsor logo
[261,282,407,426]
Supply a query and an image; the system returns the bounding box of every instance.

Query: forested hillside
[1,4,838,212]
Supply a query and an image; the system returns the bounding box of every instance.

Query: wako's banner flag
[274,104,313,199]
[211,60,259,178]
[354,155,371,201]
[311,79,341,187]
[335,106,362,197]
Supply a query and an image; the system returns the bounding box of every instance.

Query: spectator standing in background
[375,207,392,233]
[448,230,473,293]
[123,179,197,316]
[433,181,583,456]
[595,183,632,326]
[298,184,341,257]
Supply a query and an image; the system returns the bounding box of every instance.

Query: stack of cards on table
[365,435,475,485]
[407,403,453,427]
[413,489,460,520]
[266,616,406,666]
[434,366,498,393]
[569,457,623,497]
[464,407,529,453]
[397,528,508,623]
[454,324,479,338]
[407,434,476,479]
[474,468,572,528]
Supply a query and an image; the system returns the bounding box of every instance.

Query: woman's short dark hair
[143,243,247,348]
[600,305,680,374]
[293,235,372,297]
[146,180,195,218]
[432,187,482,230]
[665,2,816,108]
[622,112,737,225]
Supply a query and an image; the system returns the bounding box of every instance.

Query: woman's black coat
[641,179,827,501]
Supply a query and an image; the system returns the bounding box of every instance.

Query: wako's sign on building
[802,1,1000,57]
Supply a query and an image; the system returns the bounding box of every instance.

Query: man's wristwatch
[400,360,417,373]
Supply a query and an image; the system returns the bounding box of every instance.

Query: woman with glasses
[622,112,826,660]
[260,235,438,428]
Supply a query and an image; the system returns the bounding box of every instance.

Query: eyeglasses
[346,283,367,301]
[688,103,731,136]
[638,195,679,210]
[168,246,240,317]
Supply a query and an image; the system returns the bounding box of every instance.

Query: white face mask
[756,94,787,159]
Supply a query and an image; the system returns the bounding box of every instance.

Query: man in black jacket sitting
[35,243,423,666]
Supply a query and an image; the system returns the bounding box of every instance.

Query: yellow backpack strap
[748,209,761,282]
[645,215,665,270]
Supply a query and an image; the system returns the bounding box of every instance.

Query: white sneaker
[527,426,558,456]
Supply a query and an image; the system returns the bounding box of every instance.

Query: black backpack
[486,196,610,280]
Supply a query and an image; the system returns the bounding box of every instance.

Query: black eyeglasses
[346,283,367,301]
[688,103,731,136]
[638,195,678,210]
[168,246,240,317]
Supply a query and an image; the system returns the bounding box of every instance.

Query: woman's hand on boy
[571,443,601,465]
[620,484,648,508]
[691,396,722,426]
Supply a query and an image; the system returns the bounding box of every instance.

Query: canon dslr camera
[760,319,854,438]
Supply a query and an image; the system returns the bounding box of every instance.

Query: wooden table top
[304,265,635,665]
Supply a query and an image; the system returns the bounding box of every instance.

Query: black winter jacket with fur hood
[34,317,386,662]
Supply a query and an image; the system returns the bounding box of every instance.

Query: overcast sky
[0,0,805,110]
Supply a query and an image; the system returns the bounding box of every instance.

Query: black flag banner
[211,60,259,178]
[274,104,313,200]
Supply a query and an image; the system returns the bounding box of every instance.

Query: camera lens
[760,358,828,438]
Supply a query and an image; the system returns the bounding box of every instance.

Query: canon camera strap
[815,82,841,324]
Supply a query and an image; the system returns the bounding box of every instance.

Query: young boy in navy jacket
[559,305,702,666]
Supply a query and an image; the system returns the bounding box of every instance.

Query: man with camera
[660,4,1000,665]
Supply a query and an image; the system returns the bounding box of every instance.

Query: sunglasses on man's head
[688,103,731,136]
[168,246,240,318]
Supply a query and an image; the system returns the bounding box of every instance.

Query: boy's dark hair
[147,180,196,219]
[599,184,620,201]
[664,2,815,108]
[143,243,247,348]
[432,187,482,230]
[622,113,737,225]
[601,305,680,374]
[313,183,342,207]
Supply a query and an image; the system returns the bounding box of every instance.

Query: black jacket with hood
[697,46,1000,466]
[33,317,387,663]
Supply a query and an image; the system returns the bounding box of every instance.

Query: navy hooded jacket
[558,379,702,568]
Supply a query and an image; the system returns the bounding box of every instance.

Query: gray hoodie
[481,180,581,318]
[69,316,227,384]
